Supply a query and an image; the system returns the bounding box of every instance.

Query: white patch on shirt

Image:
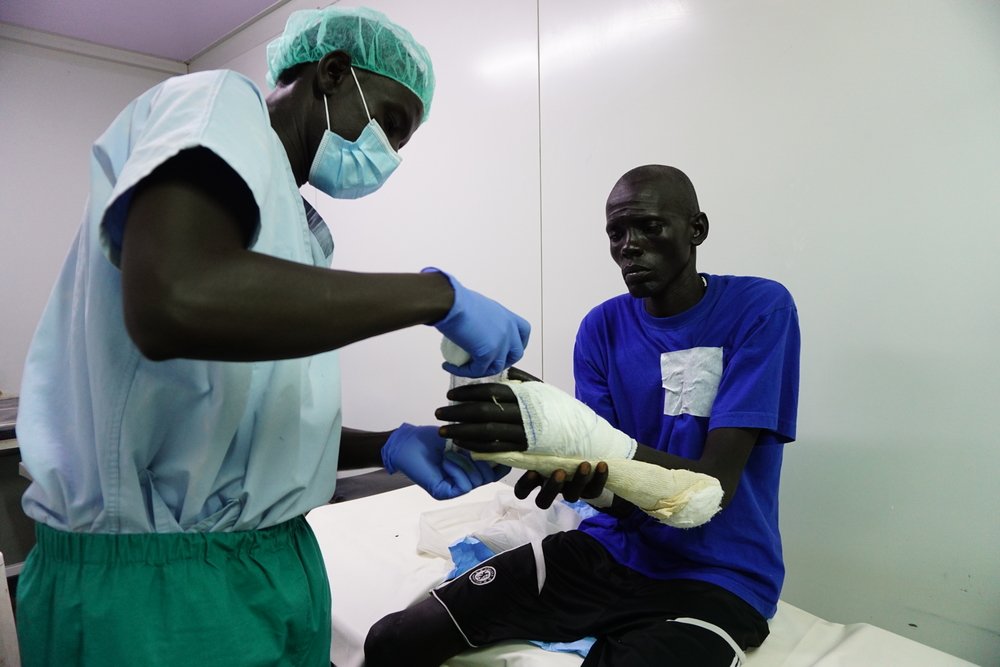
[660,347,723,417]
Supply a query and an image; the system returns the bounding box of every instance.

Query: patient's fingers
[439,422,526,448]
[514,465,600,506]
[451,438,526,454]
[446,383,517,403]
[435,400,522,424]
[580,461,609,499]
[534,469,567,509]
[559,462,593,503]
[514,470,545,499]
[506,367,542,383]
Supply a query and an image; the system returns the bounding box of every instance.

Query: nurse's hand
[424,269,530,378]
[381,424,510,500]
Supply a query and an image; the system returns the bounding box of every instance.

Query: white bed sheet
[306,483,975,667]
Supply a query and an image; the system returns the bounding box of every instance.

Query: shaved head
[608,165,700,218]
[604,164,708,317]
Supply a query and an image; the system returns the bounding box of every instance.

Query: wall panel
[537,1,1000,663]
[0,38,172,393]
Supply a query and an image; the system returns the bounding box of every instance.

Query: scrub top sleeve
[709,303,801,443]
[99,70,275,266]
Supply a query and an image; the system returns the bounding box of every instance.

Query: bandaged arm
[471,381,757,528]
[474,451,723,527]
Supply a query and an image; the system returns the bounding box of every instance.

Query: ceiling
[0,0,288,63]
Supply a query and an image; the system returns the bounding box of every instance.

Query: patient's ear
[507,367,542,383]
[690,212,709,247]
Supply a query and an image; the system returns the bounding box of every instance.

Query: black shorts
[431,531,769,667]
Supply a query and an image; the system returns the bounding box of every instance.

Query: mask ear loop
[349,67,373,122]
[321,67,369,131]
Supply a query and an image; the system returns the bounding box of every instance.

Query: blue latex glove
[424,268,531,378]
[382,423,510,500]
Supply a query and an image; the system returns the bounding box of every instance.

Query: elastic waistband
[33,516,310,565]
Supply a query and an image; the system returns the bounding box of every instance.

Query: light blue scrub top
[19,70,342,533]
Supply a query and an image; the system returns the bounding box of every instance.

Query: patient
[364,165,801,666]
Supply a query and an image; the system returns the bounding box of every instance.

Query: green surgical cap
[266,6,435,121]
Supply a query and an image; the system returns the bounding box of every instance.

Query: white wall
[0,33,177,394]
[3,0,998,663]
[535,1,1000,664]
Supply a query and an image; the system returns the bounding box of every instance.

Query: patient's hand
[435,366,541,453]
[435,381,527,453]
[515,461,609,510]
[506,366,541,382]
[441,375,638,463]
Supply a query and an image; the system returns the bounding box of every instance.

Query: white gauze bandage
[441,337,472,367]
[503,380,638,460]
[473,451,723,528]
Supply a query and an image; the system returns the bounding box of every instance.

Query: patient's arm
[436,381,760,525]
[515,428,757,517]
[637,426,758,509]
[437,382,756,500]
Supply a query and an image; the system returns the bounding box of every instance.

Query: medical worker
[14,6,527,666]
[366,165,800,667]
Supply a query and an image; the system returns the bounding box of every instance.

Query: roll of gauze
[441,337,472,366]
[504,380,638,460]
[472,451,723,528]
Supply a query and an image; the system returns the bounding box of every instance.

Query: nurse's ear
[315,50,353,95]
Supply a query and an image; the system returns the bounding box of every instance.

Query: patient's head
[605,165,709,315]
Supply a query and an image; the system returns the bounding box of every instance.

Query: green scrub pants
[16,516,331,667]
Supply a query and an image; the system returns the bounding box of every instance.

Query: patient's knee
[365,601,466,667]
[364,612,407,666]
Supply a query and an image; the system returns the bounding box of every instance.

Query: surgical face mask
[308,67,402,199]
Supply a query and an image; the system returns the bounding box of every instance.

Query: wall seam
[536,0,546,381]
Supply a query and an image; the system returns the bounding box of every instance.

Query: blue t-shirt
[574,274,800,618]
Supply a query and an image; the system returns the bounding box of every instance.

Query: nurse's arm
[338,427,392,470]
[120,148,454,362]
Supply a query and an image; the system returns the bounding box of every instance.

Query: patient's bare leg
[365,596,468,667]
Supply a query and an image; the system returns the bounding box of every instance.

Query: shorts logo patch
[469,566,496,586]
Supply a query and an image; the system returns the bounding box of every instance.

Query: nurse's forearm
[339,427,392,469]
[124,253,453,361]
[120,148,455,362]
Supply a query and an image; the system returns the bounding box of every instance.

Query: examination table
[307,475,976,667]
